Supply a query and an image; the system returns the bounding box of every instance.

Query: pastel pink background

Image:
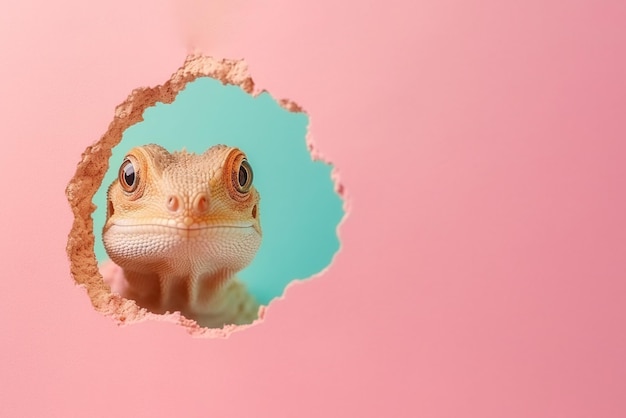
[1,0,625,416]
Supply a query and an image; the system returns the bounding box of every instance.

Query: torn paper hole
[66,55,344,338]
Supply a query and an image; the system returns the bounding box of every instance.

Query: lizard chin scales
[104,200,262,328]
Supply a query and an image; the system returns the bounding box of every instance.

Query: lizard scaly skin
[102,144,262,328]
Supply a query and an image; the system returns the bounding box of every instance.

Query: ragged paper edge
[65,54,347,338]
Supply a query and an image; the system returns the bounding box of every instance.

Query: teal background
[92,78,344,304]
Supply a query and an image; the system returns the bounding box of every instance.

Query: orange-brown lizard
[101,144,261,328]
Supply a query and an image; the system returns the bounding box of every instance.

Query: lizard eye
[119,156,139,192]
[225,149,254,201]
[236,159,253,193]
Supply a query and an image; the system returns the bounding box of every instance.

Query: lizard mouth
[110,219,255,230]
[106,221,258,237]
[113,223,254,229]
[105,222,260,243]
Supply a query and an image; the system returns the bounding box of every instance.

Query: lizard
[100,143,262,329]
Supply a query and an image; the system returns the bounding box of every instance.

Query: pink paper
[0,0,625,416]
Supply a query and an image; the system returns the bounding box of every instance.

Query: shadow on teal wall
[92,77,344,305]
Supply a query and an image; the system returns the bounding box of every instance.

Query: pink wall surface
[1,0,625,417]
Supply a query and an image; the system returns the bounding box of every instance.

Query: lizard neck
[121,267,234,317]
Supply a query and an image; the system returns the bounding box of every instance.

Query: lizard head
[103,144,262,282]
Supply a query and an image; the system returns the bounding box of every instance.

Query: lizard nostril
[167,195,180,212]
[193,193,210,215]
